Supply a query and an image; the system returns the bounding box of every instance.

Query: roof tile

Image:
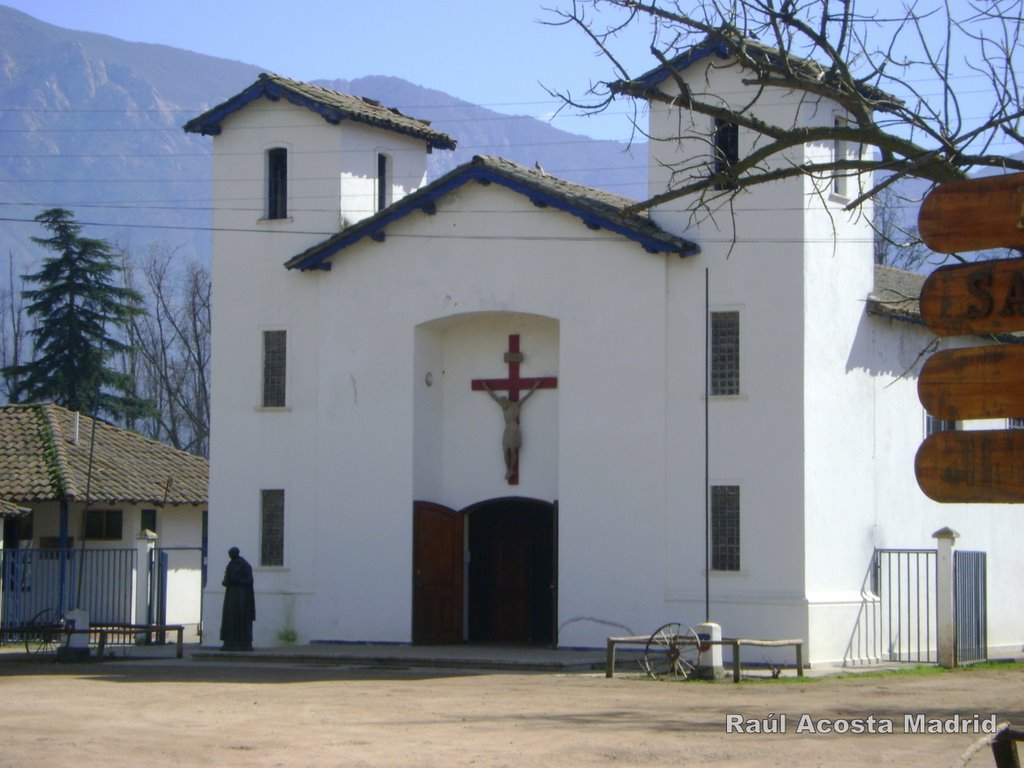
[184,73,456,150]
[0,404,208,506]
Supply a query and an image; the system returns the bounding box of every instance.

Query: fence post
[933,526,959,668]
[134,530,158,629]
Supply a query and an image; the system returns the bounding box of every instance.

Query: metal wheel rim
[640,622,703,680]
[24,608,63,657]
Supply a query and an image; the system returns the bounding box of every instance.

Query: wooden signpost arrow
[918,256,1024,337]
[918,345,1024,420]
[914,171,1024,503]
[916,430,1024,503]
[918,170,1024,255]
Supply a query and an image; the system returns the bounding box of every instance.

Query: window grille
[260,489,285,567]
[267,148,287,219]
[713,119,739,190]
[262,330,287,407]
[711,486,740,571]
[710,311,740,396]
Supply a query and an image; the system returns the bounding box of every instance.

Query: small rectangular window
[140,508,157,534]
[262,330,287,407]
[711,486,740,571]
[85,509,123,541]
[833,117,851,198]
[267,148,287,219]
[713,119,739,190]
[260,489,285,567]
[710,311,740,396]
[377,152,390,212]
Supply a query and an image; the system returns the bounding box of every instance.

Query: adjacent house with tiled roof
[186,66,1024,666]
[0,403,208,636]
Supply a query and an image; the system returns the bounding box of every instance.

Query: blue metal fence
[954,550,988,664]
[1,548,136,630]
[873,548,937,663]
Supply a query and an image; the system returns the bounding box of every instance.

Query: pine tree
[4,208,150,420]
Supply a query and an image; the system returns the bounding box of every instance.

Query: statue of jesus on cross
[470,334,558,485]
[482,380,541,481]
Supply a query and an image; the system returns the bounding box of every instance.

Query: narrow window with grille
[260,489,285,567]
[833,116,853,198]
[713,119,739,190]
[377,152,391,212]
[710,311,740,396]
[262,330,287,407]
[711,485,740,571]
[267,148,287,219]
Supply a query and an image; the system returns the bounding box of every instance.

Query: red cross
[471,334,557,484]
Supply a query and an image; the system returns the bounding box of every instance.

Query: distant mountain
[0,5,261,263]
[0,5,646,266]
[316,76,647,197]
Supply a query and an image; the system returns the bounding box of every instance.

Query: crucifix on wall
[471,334,557,485]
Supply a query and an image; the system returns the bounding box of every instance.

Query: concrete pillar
[134,529,158,628]
[933,526,959,668]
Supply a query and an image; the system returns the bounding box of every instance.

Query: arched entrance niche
[412,312,559,505]
[412,497,556,646]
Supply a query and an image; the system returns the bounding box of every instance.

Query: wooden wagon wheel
[640,622,703,680]
[23,608,65,658]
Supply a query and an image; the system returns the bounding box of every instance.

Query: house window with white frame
[710,311,740,396]
[260,489,285,567]
[267,147,287,219]
[262,330,287,408]
[711,485,740,571]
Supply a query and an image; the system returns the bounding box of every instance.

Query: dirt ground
[0,656,1021,768]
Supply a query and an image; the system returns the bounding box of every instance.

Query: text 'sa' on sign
[919,256,1024,337]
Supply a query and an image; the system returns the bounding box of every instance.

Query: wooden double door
[412,498,556,645]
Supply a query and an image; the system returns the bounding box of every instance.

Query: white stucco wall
[201,75,1024,665]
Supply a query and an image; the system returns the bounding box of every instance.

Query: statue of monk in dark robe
[220,547,255,650]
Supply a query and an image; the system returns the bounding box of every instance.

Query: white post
[933,526,959,668]
[696,621,724,679]
[134,530,158,629]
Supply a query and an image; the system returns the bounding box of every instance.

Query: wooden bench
[89,624,186,659]
[606,634,804,682]
[2,623,185,659]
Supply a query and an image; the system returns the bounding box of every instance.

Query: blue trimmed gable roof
[184,73,456,150]
[285,156,699,271]
[621,33,895,104]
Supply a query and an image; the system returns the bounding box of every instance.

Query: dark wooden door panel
[412,502,463,644]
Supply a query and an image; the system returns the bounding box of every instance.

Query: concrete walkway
[191,642,612,673]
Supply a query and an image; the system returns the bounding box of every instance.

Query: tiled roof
[0,498,29,517]
[184,73,456,150]
[0,403,208,506]
[867,264,925,324]
[286,155,699,270]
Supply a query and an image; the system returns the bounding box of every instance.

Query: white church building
[185,43,1023,665]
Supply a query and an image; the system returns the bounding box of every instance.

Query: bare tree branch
[544,0,1024,214]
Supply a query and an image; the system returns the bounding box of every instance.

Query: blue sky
[6,0,653,141]
[5,0,1020,155]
